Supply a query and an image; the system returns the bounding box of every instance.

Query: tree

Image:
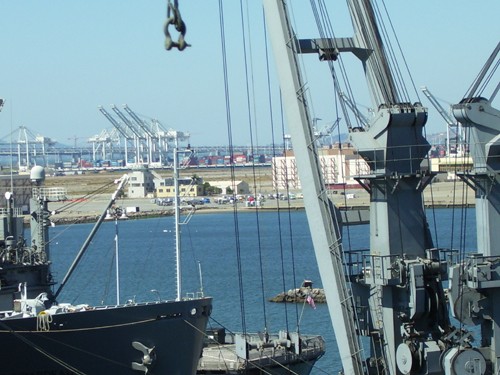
[203,182,221,196]
[191,174,202,184]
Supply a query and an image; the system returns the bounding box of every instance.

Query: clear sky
[1,1,499,148]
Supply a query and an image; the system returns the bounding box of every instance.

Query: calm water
[44,207,477,374]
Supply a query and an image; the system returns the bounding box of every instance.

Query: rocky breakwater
[269,281,326,304]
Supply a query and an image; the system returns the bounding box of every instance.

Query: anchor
[131,341,156,374]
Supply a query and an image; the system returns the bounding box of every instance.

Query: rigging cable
[279,95,302,332]
[217,0,247,338]
[310,0,360,130]
[238,0,269,334]
[0,320,88,375]
[378,0,421,102]
[53,180,116,213]
[456,153,471,337]
[463,42,500,99]
[373,1,412,103]
[263,20,294,336]
[312,1,359,250]
[313,0,361,255]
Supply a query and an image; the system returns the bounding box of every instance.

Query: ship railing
[349,248,458,286]
[352,143,433,176]
[460,140,500,173]
[462,253,500,289]
[343,248,370,281]
[300,335,326,354]
[438,248,459,266]
[361,254,406,286]
[184,291,205,300]
[33,187,68,201]
[0,207,23,216]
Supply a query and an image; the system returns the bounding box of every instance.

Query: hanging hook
[164,0,190,51]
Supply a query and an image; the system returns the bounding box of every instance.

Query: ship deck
[197,332,325,374]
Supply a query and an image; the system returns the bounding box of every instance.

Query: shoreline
[28,197,475,226]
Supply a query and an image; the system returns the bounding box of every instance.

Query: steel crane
[98,106,136,165]
[421,86,465,157]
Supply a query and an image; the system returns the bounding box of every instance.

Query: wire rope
[237,0,271,337]
[378,0,421,102]
[278,97,302,332]
[54,180,116,213]
[217,0,247,338]
[311,0,360,130]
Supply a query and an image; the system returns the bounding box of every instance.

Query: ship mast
[171,131,192,302]
[173,141,182,301]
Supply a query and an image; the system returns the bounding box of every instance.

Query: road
[41,167,475,223]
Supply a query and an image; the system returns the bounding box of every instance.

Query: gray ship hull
[0,297,212,375]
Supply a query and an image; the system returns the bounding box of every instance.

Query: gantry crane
[110,105,149,164]
[421,86,465,156]
[97,106,136,165]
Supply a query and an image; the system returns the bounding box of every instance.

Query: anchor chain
[164,0,190,51]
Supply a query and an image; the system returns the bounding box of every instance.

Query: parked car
[184,198,204,206]
[216,197,229,204]
[156,198,173,206]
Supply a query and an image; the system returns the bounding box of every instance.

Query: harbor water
[45,207,477,374]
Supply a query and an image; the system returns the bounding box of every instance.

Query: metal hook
[164,1,190,51]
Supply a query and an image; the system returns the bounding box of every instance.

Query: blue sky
[1,1,498,147]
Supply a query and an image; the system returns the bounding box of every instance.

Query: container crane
[87,129,115,163]
[121,105,159,165]
[122,105,156,139]
[98,106,135,165]
[13,126,55,170]
[313,118,342,147]
[110,105,150,165]
[421,86,465,157]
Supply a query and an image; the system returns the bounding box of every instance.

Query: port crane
[98,104,190,167]
[1,126,57,170]
[97,106,136,164]
[263,1,496,374]
[122,105,161,165]
[110,105,150,164]
[421,86,465,157]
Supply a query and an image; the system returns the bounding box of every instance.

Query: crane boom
[98,106,131,138]
[421,86,455,126]
[262,1,365,374]
[111,105,145,139]
[123,105,156,138]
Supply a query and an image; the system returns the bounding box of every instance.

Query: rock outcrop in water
[269,280,326,304]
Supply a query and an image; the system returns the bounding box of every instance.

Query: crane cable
[217,0,248,339]
[236,0,272,335]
